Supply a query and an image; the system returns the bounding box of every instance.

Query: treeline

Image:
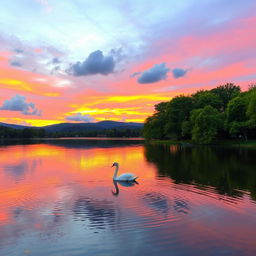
[0,126,142,139]
[0,126,46,139]
[143,83,256,144]
[48,128,142,138]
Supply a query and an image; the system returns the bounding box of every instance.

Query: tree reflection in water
[144,143,256,200]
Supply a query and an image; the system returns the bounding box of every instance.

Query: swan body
[112,162,138,181]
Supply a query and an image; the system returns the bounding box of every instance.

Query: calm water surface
[0,139,256,256]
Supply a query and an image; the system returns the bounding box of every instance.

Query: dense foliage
[47,127,142,138]
[143,83,256,144]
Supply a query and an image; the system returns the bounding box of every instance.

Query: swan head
[111,162,119,167]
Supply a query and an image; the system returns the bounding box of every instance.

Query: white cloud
[54,79,73,88]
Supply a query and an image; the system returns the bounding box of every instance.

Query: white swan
[112,162,138,181]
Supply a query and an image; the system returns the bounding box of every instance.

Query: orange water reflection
[0,143,156,225]
[0,141,256,255]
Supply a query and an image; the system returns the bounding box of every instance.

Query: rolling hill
[0,121,144,133]
[43,120,143,133]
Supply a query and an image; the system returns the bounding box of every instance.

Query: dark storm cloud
[137,63,170,84]
[0,94,42,116]
[69,50,115,76]
[172,68,187,78]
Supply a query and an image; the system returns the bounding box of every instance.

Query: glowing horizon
[0,0,255,127]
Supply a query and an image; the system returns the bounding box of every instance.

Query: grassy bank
[146,139,256,148]
[216,139,256,148]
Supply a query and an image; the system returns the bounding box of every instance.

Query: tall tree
[191,105,221,144]
[143,102,168,139]
[192,90,222,110]
[211,83,241,111]
[226,94,249,139]
[246,87,256,129]
[165,96,194,139]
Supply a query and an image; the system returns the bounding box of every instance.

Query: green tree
[192,90,222,110]
[143,82,255,141]
[143,102,168,139]
[165,96,194,139]
[143,116,164,140]
[226,94,249,139]
[246,88,256,127]
[181,120,192,138]
[211,83,241,111]
[191,105,221,144]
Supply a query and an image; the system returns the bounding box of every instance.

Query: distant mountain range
[0,122,28,130]
[0,121,144,132]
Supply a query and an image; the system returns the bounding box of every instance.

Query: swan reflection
[112,180,138,196]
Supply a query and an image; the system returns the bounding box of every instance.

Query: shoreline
[145,139,256,148]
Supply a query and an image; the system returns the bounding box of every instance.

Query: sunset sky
[0,0,255,126]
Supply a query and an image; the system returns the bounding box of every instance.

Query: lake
[0,139,256,256]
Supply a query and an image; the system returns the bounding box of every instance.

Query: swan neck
[113,164,119,179]
[112,181,119,196]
